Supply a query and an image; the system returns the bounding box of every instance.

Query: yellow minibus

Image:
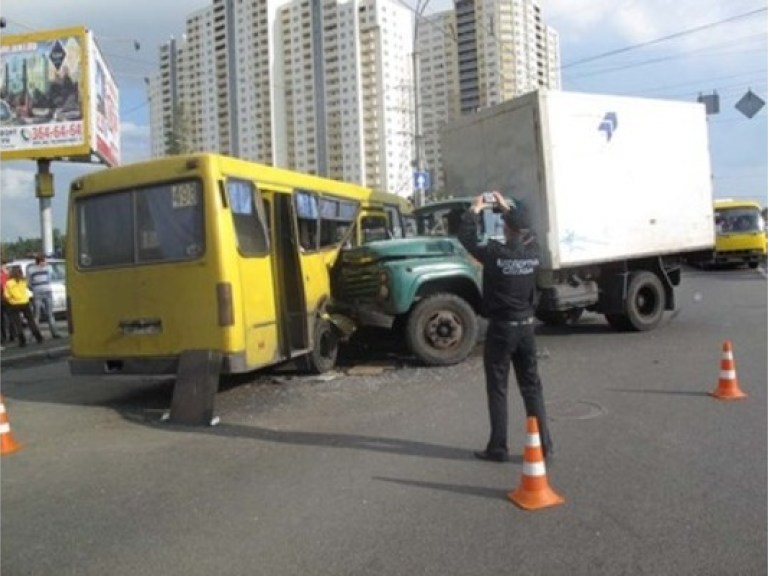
[712,199,766,268]
[66,153,397,378]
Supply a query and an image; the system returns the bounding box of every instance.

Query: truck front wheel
[605,271,665,331]
[406,293,478,366]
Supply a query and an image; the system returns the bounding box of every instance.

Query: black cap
[503,207,530,230]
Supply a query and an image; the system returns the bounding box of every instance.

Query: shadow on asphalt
[117,408,494,463]
[606,388,711,397]
[372,476,517,501]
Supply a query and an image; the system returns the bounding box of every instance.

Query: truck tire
[535,308,583,326]
[405,293,478,366]
[605,271,665,332]
[299,318,339,374]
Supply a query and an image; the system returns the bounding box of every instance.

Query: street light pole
[412,0,430,207]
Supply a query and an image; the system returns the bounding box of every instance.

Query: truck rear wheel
[406,293,478,366]
[605,271,665,331]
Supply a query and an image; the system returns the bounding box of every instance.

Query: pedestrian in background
[457,191,553,462]
[2,265,44,348]
[1,262,16,347]
[28,254,62,339]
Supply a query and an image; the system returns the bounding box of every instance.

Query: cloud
[0,167,35,201]
[1,165,47,241]
[120,121,152,163]
[547,0,766,55]
[0,161,82,241]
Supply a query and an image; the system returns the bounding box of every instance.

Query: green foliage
[0,228,66,261]
[164,102,191,156]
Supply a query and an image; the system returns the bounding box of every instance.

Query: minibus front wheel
[303,317,339,374]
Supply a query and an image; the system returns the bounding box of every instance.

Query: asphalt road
[1,265,766,576]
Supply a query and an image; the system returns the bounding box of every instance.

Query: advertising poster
[90,38,120,166]
[1,26,120,165]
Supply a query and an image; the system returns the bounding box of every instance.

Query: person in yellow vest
[2,266,44,348]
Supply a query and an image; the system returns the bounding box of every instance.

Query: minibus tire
[303,318,339,374]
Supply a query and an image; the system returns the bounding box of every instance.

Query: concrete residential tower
[148,0,559,197]
[418,0,560,192]
[149,0,414,195]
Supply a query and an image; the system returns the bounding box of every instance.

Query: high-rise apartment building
[183,6,219,154]
[276,0,412,193]
[148,0,558,197]
[454,0,559,114]
[417,11,461,195]
[147,37,182,156]
[418,0,560,192]
[149,0,414,195]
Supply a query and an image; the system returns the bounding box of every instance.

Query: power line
[568,46,767,81]
[122,100,149,116]
[633,69,767,96]
[562,7,767,69]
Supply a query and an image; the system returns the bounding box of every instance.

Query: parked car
[4,258,67,319]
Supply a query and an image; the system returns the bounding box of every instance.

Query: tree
[1,228,65,261]
[164,102,191,156]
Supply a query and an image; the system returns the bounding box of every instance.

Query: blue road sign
[414,171,431,190]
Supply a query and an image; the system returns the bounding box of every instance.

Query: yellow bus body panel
[66,153,382,374]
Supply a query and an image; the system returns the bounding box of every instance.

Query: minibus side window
[319,197,357,248]
[295,190,319,251]
[228,178,269,255]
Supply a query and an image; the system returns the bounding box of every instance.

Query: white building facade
[149,0,413,195]
[419,0,560,193]
[148,0,558,197]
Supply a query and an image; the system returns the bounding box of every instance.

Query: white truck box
[441,90,715,270]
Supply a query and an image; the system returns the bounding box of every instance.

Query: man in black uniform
[457,191,553,463]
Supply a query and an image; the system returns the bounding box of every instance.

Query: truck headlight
[377,270,390,300]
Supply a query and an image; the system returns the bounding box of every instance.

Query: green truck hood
[340,237,466,264]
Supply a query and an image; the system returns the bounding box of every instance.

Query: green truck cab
[330,197,508,366]
[331,234,483,366]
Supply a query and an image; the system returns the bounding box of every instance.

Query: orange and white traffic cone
[507,416,564,511]
[710,340,747,400]
[0,395,22,456]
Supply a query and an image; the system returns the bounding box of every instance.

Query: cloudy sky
[1,0,766,241]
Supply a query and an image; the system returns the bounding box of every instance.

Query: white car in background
[5,258,67,319]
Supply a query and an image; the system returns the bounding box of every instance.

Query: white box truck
[440,89,715,330]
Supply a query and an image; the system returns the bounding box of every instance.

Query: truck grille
[333,264,380,301]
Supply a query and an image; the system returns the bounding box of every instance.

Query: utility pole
[412,0,430,207]
[36,159,55,256]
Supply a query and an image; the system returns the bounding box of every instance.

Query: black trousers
[1,302,15,342]
[482,320,553,456]
[5,303,43,345]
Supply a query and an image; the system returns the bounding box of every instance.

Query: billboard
[0,26,120,166]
